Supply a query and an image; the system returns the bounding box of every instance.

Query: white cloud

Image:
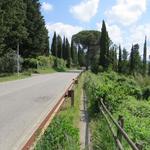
[46,22,83,42]
[127,24,150,56]
[105,0,147,26]
[96,21,150,57]
[42,2,53,11]
[96,22,123,45]
[70,0,100,22]
[129,24,150,44]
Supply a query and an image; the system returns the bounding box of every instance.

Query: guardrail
[99,99,143,150]
[22,70,83,150]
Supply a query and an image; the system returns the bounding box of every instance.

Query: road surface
[0,71,80,150]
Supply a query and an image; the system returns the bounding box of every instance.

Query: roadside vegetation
[84,71,150,150]
[35,74,84,150]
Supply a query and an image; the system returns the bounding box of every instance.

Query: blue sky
[40,0,150,56]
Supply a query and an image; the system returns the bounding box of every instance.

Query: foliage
[143,37,147,75]
[51,32,57,57]
[0,51,23,73]
[129,44,142,74]
[73,30,100,69]
[84,71,150,149]
[23,55,66,71]
[0,0,49,58]
[35,117,79,150]
[142,86,150,100]
[99,20,110,70]
[35,73,84,150]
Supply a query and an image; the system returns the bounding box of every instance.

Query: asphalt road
[0,71,80,150]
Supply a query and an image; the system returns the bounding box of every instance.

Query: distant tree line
[71,20,150,76]
[50,31,85,68]
[98,20,150,76]
[0,0,149,76]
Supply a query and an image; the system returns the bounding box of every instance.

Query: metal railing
[99,99,142,150]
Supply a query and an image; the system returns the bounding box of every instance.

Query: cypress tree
[22,0,49,57]
[129,45,134,74]
[122,48,129,74]
[143,36,147,75]
[51,32,57,57]
[129,44,141,74]
[5,0,28,53]
[71,38,74,63]
[118,45,122,73]
[99,20,109,70]
[109,46,117,71]
[148,55,150,76]
[57,35,62,58]
[66,38,71,68]
[62,36,67,60]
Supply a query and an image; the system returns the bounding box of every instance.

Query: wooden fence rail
[99,99,142,150]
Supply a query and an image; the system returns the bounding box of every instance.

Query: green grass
[0,73,31,83]
[0,66,68,83]
[84,71,150,150]
[35,73,84,150]
[35,67,57,74]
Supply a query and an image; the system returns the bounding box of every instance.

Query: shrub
[23,58,37,69]
[35,116,79,150]
[84,71,150,149]
[0,51,23,73]
[142,86,150,100]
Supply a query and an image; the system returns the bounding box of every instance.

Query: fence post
[136,143,143,150]
[117,115,124,144]
[68,90,74,107]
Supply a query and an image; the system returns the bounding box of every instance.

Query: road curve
[0,71,80,150]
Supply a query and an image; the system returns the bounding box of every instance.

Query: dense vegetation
[35,74,84,150]
[84,71,150,149]
[0,0,81,74]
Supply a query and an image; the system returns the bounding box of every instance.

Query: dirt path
[80,90,91,150]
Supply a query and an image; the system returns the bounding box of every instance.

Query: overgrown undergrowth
[35,74,84,150]
[84,71,150,150]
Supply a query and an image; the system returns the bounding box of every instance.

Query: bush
[0,51,23,73]
[142,86,150,100]
[23,58,37,69]
[35,116,79,150]
[23,55,66,71]
[84,71,150,149]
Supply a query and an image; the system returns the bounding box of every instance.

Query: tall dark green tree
[65,38,71,68]
[129,44,141,74]
[78,45,85,67]
[143,36,147,75]
[4,0,28,53]
[122,48,129,74]
[148,55,150,76]
[57,35,62,58]
[118,45,122,73]
[62,36,67,60]
[99,20,109,70]
[109,45,117,71]
[71,38,78,65]
[51,32,57,57]
[22,0,49,57]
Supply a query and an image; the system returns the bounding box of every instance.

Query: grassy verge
[84,71,150,150]
[0,66,68,83]
[0,73,31,83]
[35,73,84,150]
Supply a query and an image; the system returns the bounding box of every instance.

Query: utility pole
[17,42,20,76]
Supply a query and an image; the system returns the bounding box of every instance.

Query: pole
[17,42,20,76]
